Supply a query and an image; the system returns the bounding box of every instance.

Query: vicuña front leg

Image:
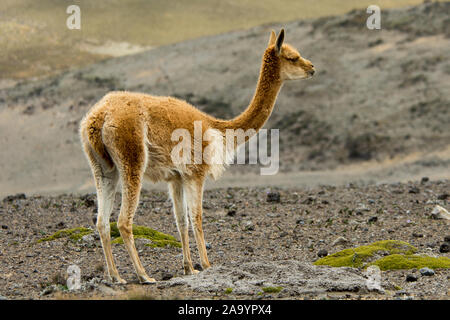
[184,178,211,270]
[168,179,198,275]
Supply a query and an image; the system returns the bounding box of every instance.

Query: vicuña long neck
[214,48,283,134]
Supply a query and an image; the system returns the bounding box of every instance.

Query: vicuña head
[79,28,314,284]
[267,29,315,80]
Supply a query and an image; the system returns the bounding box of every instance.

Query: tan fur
[79,29,314,283]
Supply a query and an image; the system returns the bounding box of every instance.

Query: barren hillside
[0,2,449,197]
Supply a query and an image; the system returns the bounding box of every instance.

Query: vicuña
[79,29,315,283]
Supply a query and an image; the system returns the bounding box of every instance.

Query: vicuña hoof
[139,275,156,284]
[110,275,127,284]
[184,268,200,275]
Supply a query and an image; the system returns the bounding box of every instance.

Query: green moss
[393,284,403,291]
[37,227,93,243]
[372,254,450,271]
[262,286,283,293]
[110,222,181,248]
[37,223,181,248]
[314,240,450,271]
[314,240,416,268]
[224,288,233,294]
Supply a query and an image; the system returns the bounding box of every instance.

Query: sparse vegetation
[262,286,283,293]
[109,222,181,248]
[314,240,450,270]
[37,227,93,243]
[372,254,450,271]
[37,223,181,248]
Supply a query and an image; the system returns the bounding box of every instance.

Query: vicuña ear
[268,30,276,47]
[275,29,285,54]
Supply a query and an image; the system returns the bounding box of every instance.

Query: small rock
[205,242,212,250]
[243,221,255,231]
[161,272,173,281]
[437,193,449,200]
[303,196,316,204]
[419,267,435,276]
[194,263,203,271]
[81,234,95,244]
[80,194,95,207]
[1,225,8,230]
[317,249,328,258]
[368,199,376,205]
[439,243,449,253]
[40,285,56,296]
[227,209,236,217]
[56,222,66,229]
[412,233,423,238]
[408,187,420,194]
[368,38,383,47]
[444,235,450,242]
[23,105,35,115]
[405,274,418,282]
[356,204,370,213]
[394,290,408,296]
[266,191,281,203]
[430,205,450,220]
[202,203,212,210]
[420,177,429,184]
[331,236,348,246]
[368,216,378,223]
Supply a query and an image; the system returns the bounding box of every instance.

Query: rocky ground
[0,179,448,300]
[0,2,449,197]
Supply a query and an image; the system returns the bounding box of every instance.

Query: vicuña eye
[289,57,299,62]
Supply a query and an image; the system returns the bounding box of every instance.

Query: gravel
[0,180,448,300]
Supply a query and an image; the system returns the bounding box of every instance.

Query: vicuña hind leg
[117,176,155,284]
[168,178,198,275]
[105,127,155,284]
[83,146,124,284]
[184,178,211,270]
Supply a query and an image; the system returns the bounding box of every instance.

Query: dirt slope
[0,2,449,197]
